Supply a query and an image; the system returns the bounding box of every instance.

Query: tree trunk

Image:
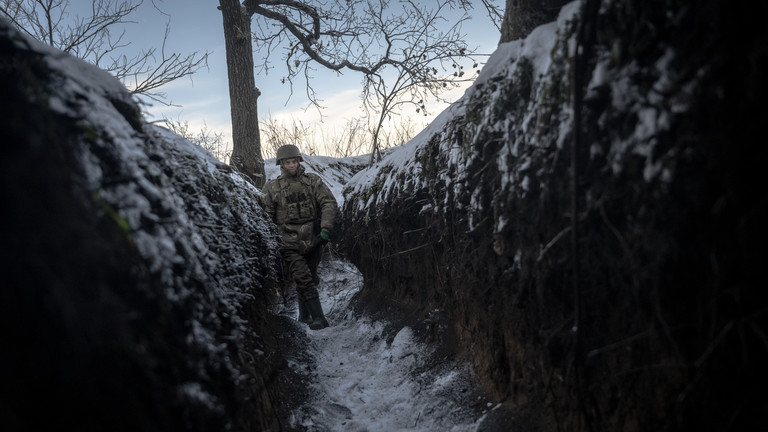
[219,0,265,188]
[500,0,570,43]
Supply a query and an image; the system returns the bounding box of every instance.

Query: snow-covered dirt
[275,255,502,431]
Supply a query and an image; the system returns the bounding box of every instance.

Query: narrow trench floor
[273,255,511,432]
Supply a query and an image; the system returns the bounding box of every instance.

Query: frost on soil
[284,257,498,432]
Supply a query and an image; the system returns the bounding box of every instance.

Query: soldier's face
[283,158,299,175]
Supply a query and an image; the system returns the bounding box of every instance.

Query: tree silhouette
[0,0,209,105]
[219,0,500,185]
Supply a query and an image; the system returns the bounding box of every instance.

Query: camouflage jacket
[262,165,338,253]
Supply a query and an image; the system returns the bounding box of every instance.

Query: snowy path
[284,257,501,432]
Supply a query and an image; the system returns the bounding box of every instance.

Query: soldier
[261,144,337,330]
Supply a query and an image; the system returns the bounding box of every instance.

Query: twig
[536,226,571,263]
[380,242,430,258]
[402,227,428,235]
[586,331,649,358]
[676,320,735,404]
[694,321,735,369]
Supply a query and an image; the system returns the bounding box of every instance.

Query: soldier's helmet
[275,144,303,165]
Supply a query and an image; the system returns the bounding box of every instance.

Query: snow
[273,8,601,425]
[6,18,286,423]
[341,0,689,237]
[287,258,495,431]
[262,145,499,429]
[178,382,222,413]
[264,153,372,206]
[257,130,499,431]
[343,2,583,213]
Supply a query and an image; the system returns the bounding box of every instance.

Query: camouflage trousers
[281,246,322,300]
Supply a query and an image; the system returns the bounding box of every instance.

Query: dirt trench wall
[1,20,296,431]
[340,1,767,430]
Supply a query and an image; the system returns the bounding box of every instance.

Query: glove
[316,229,330,246]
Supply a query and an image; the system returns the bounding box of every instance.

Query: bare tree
[218,0,265,187]
[260,116,316,159]
[0,0,209,105]
[218,0,501,182]
[250,0,490,163]
[163,117,232,163]
[354,1,483,164]
[260,115,418,160]
[477,0,504,33]
[325,118,368,158]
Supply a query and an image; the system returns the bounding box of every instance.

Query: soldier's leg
[306,244,323,286]
[277,258,306,321]
[296,289,311,324]
[283,248,329,330]
[283,249,320,302]
[304,247,329,330]
[281,251,314,325]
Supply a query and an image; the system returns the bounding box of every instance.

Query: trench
[275,254,512,432]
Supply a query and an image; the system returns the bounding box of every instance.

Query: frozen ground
[277,255,502,432]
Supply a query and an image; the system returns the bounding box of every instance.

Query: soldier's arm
[260,183,278,223]
[315,180,338,233]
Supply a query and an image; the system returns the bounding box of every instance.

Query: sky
[73,0,504,157]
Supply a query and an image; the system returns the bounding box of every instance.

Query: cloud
[263,88,362,130]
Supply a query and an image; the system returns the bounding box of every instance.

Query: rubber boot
[297,297,312,325]
[306,297,329,330]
